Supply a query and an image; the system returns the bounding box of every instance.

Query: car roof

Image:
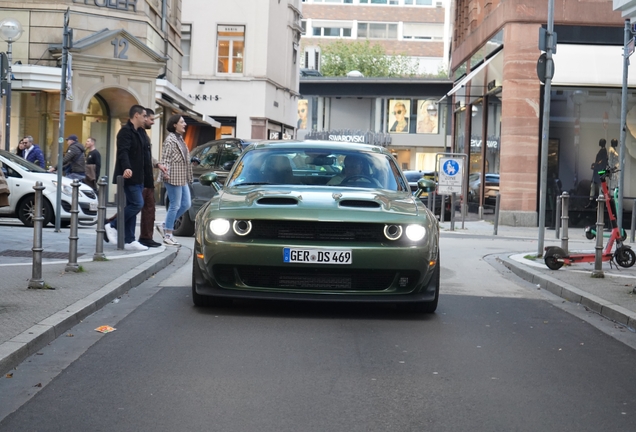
[246,140,392,154]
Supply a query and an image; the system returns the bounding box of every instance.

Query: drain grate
[0,250,85,259]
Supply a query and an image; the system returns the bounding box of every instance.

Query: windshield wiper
[234,182,271,186]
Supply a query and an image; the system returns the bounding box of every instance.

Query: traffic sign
[438,158,463,195]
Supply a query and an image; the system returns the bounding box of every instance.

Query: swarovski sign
[73,0,138,12]
[328,134,365,143]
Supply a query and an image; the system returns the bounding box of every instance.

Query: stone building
[0,0,212,201]
[448,0,636,225]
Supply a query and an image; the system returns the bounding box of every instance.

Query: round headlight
[232,220,252,236]
[384,224,403,241]
[405,224,427,242]
[209,219,230,236]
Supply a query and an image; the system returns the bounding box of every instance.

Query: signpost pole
[618,20,631,230]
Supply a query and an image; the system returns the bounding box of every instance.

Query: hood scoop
[339,200,381,209]
[257,197,299,206]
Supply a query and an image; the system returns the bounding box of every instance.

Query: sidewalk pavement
[2,209,636,376]
[439,219,636,332]
[0,206,179,376]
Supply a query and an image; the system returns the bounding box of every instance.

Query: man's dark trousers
[140,188,156,240]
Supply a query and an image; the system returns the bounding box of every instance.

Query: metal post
[55,9,71,232]
[461,199,466,230]
[537,0,556,256]
[440,195,446,223]
[427,192,432,213]
[631,199,636,243]
[93,176,107,261]
[65,180,80,272]
[450,193,456,231]
[28,182,45,289]
[493,193,501,235]
[592,193,605,278]
[4,41,12,152]
[116,175,125,250]
[618,19,631,231]
[561,192,569,255]
[555,195,561,239]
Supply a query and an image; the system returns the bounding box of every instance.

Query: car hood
[210,186,424,221]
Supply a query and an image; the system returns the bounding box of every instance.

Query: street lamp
[0,18,23,151]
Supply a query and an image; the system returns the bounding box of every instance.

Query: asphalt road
[1,235,635,431]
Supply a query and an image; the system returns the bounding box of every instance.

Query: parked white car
[0,149,98,227]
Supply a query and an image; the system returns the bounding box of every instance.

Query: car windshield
[0,150,48,173]
[227,147,408,191]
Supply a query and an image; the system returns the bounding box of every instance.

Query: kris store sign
[73,0,138,12]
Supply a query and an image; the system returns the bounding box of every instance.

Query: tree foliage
[319,40,419,78]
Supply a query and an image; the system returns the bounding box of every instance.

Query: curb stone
[497,255,636,332]
[0,249,179,376]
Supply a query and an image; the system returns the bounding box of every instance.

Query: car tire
[18,195,53,227]
[401,260,440,314]
[173,212,195,237]
[191,252,232,308]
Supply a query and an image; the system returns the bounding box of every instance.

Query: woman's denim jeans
[165,183,191,231]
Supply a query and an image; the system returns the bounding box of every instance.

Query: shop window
[181,24,191,74]
[217,25,245,75]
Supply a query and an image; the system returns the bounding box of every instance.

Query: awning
[155,78,221,128]
[446,50,503,101]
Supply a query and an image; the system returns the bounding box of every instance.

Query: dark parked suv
[403,170,452,220]
[169,138,253,236]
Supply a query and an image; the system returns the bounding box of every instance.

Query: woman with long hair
[15,138,26,158]
[157,115,193,246]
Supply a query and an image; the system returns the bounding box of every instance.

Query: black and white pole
[592,193,605,278]
[94,176,107,261]
[561,192,569,255]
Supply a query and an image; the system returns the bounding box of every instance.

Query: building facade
[300,0,451,76]
[0,0,210,201]
[449,0,632,225]
[181,0,302,141]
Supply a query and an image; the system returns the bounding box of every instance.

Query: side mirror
[417,178,436,193]
[199,172,218,186]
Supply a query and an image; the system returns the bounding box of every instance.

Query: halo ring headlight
[405,224,427,242]
[384,224,403,241]
[209,219,230,236]
[232,220,253,236]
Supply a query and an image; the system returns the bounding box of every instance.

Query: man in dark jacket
[138,108,167,248]
[23,136,45,168]
[104,105,149,251]
[62,135,86,181]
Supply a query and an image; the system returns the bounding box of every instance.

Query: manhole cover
[0,250,85,259]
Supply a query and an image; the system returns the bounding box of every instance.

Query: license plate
[89,202,98,211]
[283,248,352,264]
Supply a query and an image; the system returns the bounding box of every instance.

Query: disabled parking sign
[438,158,463,195]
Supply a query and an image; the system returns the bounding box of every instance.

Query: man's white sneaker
[104,224,118,243]
[124,241,149,251]
[163,236,180,247]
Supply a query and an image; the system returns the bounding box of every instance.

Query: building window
[217,25,245,75]
[312,27,352,37]
[404,0,433,5]
[359,0,399,5]
[312,0,353,3]
[402,23,443,40]
[181,24,191,74]
[301,20,307,35]
[358,22,397,39]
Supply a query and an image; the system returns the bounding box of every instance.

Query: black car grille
[214,265,419,291]
[79,203,97,215]
[248,220,385,242]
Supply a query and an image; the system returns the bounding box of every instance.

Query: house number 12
[111,38,129,59]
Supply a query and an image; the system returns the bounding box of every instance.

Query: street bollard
[631,200,636,243]
[94,176,108,261]
[561,192,569,255]
[450,193,456,231]
[28,182,46,289]
[461,199,466,230]
[555,195,562,239]
[493,193,501,235]
[116,175,125,250]
[65,180,80,272]
[592,193,605,278]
